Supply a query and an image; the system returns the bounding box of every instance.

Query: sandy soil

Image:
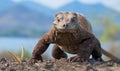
[0,57,120,71]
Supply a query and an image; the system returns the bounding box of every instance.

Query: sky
[12,0,120,12]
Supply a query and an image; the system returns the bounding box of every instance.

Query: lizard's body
[30,12,119,62]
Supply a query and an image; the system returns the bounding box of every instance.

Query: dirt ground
[0,57,120,71]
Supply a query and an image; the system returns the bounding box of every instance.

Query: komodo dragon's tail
[101,48,120,60]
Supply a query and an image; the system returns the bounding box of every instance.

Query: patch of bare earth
[0,57,120,71]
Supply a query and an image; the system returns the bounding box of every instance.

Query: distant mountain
[0,4,53,37]
[20,1,55,17]
[57,1,120,20]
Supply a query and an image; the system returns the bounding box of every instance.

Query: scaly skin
[30,12,119,63]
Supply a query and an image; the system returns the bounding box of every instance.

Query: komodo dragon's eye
[56,17,61,22]
[57,18,60,22]
[71,17,76,22]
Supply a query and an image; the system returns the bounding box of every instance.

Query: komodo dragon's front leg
[30,33,53,63]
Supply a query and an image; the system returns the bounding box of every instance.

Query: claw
[67,55,88,62]
[29,55,43,64]
[29,58,38,64]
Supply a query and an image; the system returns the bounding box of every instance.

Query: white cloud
[33,0,74,9]
[79,0,120,12]
[79,0,99,4]
[101,0,120,12]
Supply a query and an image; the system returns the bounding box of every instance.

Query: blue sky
[12,0,120,12]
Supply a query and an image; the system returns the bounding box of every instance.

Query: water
[0,37,54,58]
[0,37,39,52]
[0,37,120,59]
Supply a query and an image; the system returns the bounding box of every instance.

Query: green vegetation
[100,18,120,42]
[92,14,120,42]
[17,48,31,59]
[94,14,120,60]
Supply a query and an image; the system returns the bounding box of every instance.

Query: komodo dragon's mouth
[54,25,79,33]
[55,27,76,33]
[57,29,76,33]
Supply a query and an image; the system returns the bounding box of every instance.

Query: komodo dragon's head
[53,12,79,32]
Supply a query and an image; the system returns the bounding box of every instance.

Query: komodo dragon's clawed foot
[67,55,88,62]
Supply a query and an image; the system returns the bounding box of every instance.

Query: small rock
[10,69,16,71]
[45,60,54,69]
[0,58,7,64]
[1,67,6,70]
[4,63,9,67]
[106,62,114,66]
[35,63,40,66]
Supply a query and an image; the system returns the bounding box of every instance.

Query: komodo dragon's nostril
[63,24,68,27]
